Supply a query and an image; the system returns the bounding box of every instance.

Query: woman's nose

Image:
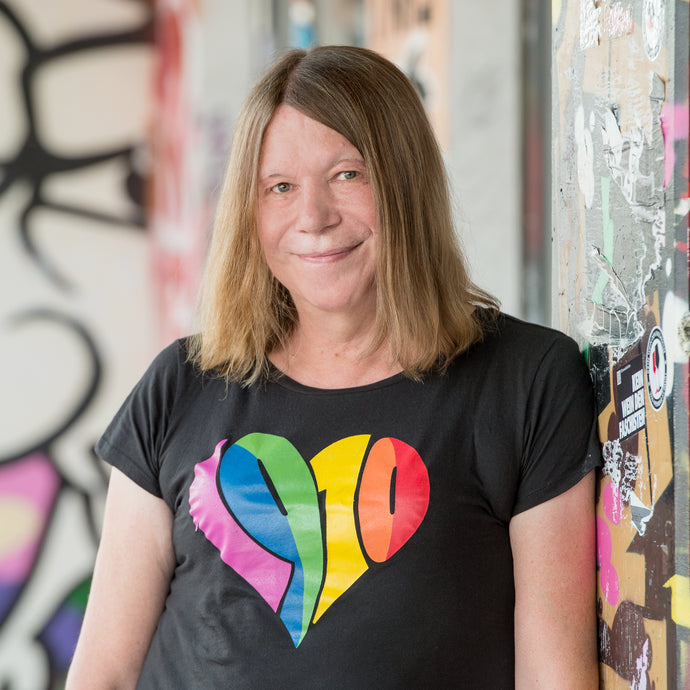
[296,183,341,233]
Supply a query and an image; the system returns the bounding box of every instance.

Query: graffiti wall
[552,0,689,687]
[0,1,156,688]
[0,1,275,686]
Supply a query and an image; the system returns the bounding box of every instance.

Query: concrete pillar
[363,0,523,317]
[552,0,689,686]
[446,0,522,317]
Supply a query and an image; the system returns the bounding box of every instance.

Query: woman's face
[257,105,378,324]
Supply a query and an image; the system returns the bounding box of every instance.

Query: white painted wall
[446,0,522,317]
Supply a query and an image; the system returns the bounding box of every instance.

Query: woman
[67,46,600,688]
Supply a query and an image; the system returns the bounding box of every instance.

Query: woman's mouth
[298,243,362,263]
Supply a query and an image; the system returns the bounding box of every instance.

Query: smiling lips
[297,242,364,263]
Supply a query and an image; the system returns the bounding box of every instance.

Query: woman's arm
[66,468,176,689]
[510,470,598,689]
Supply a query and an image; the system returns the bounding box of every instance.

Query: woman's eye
[272,182,291,193]
[340,170,357,180]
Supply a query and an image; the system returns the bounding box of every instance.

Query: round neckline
[268,364,409,395]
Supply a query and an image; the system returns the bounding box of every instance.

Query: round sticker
[645,327,667,410]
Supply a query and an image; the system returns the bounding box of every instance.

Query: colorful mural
[552,0,689,687]
[0,1,155,687]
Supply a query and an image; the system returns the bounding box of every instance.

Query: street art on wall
[553,0,689,687]
[0,1,154,688]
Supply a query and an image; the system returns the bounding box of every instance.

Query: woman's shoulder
[464,310,587,381]
[150,337,188,366]
[496,311,577,342]
[135,336,211,395]
[138,337,189,379]
[481,311,582,356]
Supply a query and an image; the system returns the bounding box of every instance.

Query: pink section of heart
[189,440,292,613]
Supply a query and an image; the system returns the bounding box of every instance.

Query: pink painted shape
[0,537,44,581]
[189,440,292,612]
[660,104,690,189]
[0,454,60,509]
[597,516,619,606]
[599,561,620,606]
[596,516,612,565]
[602,482,622,525]
[0,454,61,579]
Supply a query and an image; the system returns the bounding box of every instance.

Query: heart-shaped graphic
[189,433,429,647]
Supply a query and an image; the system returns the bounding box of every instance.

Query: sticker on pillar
[642,0,664,62]
[615,354,646,441]
[645,327,667,410]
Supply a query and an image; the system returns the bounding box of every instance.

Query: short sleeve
[95,340,185,497]
[512,334,601,515]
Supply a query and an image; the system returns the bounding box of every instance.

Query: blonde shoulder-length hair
[188,45,499,384]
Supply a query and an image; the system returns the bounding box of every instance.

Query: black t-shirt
[96,314,601,689]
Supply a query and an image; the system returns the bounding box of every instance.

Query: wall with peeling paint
[552,0,689,686]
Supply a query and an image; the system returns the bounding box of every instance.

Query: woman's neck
[269,315,402,389]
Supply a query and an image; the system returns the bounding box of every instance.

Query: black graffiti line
[0,2,153,149]
[0,143,142,191]
[0,2,33,54]
[0,0,153,287]
[14,156,147,288]
[0,308,102,464]
[30,197,145,231]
